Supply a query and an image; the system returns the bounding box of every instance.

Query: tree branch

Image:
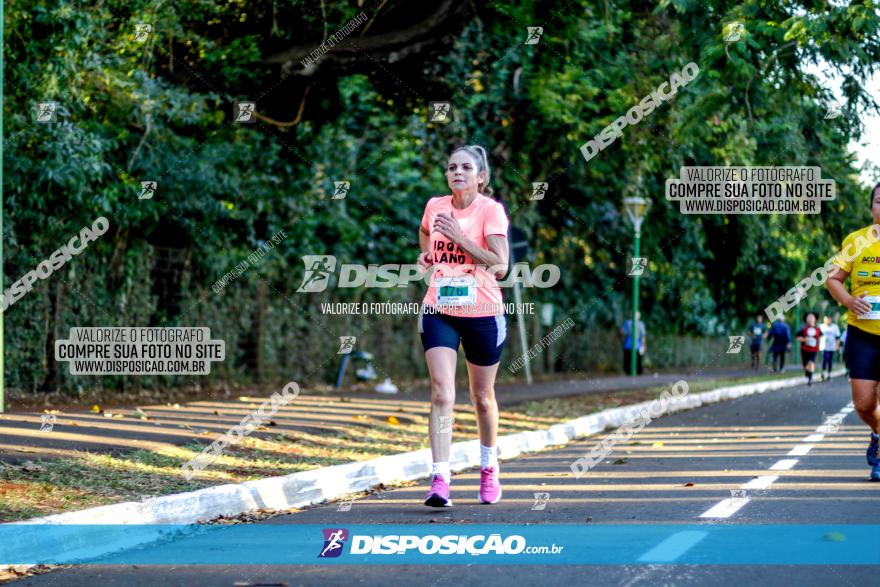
[264,0,464,71]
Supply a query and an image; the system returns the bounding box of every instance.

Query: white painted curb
[1,371,843,566]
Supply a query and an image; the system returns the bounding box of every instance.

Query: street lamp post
[623,197,651,377]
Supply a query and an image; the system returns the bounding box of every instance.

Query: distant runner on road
[748,313,768,371]
[767,318,792,372]
[819,315,841,381]
[417,144,510,507]
[621,312,646,375]
[826,181,880,481]
[796,312,821,387]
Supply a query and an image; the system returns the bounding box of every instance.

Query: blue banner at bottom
[2,524,878,565]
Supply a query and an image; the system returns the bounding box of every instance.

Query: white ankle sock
[481,444,498,469]
[431,462,451,483]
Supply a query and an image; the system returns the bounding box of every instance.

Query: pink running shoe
[479,466,502,504]
[424,475,452,507]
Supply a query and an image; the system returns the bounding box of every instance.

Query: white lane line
[769,459,799,470]
[699,498,750,519]
[696,398,852,521]
[637,530,708,562]
[787,445,813,456]
[742,475,778,489]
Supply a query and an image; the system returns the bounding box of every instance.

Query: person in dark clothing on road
[767,318,792,372]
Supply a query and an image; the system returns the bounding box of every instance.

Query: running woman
[796,312,821,386]
[819,315,841,381]
[826,182,880,481]
[748,313,768,370]
[417,145,510,506]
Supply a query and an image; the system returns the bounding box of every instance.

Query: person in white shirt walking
[819,315,841,381]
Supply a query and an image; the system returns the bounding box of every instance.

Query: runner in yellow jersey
[827,182,880,481]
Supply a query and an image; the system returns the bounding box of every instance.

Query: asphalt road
[14,376,879,586]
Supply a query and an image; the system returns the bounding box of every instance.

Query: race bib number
[437,276,476,306]
[806,337,817,347]
[753,327,762,336]
[859,296,880,320]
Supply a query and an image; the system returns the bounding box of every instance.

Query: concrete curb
[9,371,840,531]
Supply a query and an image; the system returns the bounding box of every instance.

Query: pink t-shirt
[420,194,509,317]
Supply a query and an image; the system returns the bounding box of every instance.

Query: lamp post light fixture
[623,196,651,376]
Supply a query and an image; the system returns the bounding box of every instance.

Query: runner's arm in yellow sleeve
[827,266,874,316]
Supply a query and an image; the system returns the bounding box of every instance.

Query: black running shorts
[844,325,880,381]
[418,309,507,366]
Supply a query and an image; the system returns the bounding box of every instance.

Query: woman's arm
[417,227,432,268]
[827,266,873,315]
[432,213,509,277]
[455,234,508,275]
